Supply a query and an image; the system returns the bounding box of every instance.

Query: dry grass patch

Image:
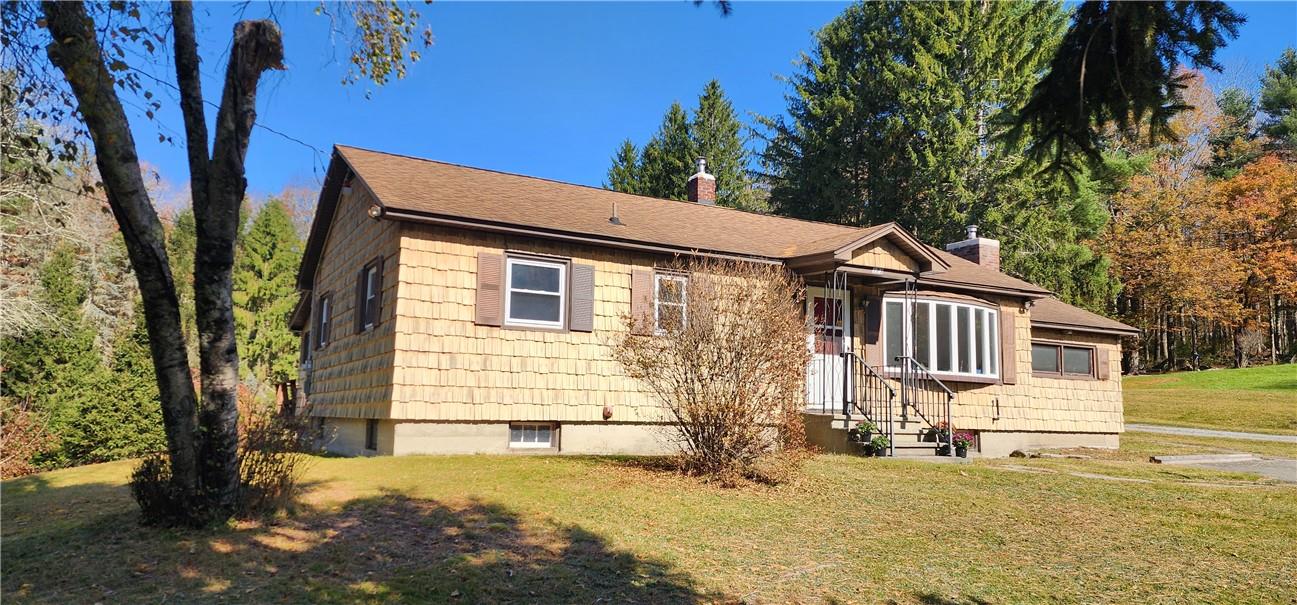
[4,454,1295,604]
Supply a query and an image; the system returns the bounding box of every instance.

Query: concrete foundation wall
[977,430,1119,458]
[315,419,677,456]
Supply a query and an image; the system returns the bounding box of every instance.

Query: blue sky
[126,1,1297,201]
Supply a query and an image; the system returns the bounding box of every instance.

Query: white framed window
[504,257,566,329]
[362,261,380,330]
[883,298,1000,378]
[316,294,332,349]
[654,273,687,333]
[509,422,555,449]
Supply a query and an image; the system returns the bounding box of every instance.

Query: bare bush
[613,257,810,484]
[0,398,56,479]
[131,398,313,526]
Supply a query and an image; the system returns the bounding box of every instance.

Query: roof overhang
[785,222,951,275]
[1030,320,1140,337]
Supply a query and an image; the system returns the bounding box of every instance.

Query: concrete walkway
[1127,423,1297,444]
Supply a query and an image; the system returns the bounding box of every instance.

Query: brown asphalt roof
[302,145,1134,334]
[1029,297,1140,335]
[338,145,861,259]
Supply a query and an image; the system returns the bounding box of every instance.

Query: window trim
[653,272,688,334]
[882,296,1000,380]
[508,422,558,450]
[503,256,568,330]
[315,293,333,350]
[1030,340,1097,380]
[364,418,379,451]
[360,256,382,331]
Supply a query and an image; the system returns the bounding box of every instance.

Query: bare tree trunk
[172,7,284,513]
[41,1,201,499]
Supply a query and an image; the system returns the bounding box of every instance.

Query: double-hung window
[505,257,566,329]
[358,258,381,331]
[883,298,999,378]
[1031,342,1094,378]
[315,294,332,349]
[654,273,687,333]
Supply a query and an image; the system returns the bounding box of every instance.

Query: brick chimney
[686,158,716,205]
[945,225,1000,271]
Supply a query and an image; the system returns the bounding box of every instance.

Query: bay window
[883,298,1000,378]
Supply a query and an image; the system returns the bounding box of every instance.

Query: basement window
[509,422,556,449]
[365,419,379,451]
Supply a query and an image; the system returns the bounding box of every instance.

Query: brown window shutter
[999,307,1017,384]
[1096,347,1110,380]
[630,269,653,335]
[569,263,595,332]
[355,267,366,334]
[475,252,505,326]
[862,296,883,367]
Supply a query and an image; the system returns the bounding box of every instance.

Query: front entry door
[806,286,851,412]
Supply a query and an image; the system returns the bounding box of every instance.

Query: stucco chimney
[945,225,1000,271]
[686,158,716,205]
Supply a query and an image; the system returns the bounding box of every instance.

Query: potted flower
[850,420,879,443]
[952,432,975,458]
[869,435,890,457]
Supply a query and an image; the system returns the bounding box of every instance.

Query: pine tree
[760,1,1068,241]
[605,83,760,209]
[638,102,697,201]
[0,245,104,468]
[1260,48,1297,154]
[63,310,167,463]
[606,139,643,195]
[234,198,304,393]
[691,80,761,210]
[1205,87,1263,180]
[167,208,199,363]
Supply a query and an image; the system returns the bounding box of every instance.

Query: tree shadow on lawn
[3,486,723,604]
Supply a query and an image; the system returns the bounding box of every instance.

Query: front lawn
[4,452,1294,604]
[1124,364,1297,434]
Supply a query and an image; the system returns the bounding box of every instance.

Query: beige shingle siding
[390,223,669,422]
[950,321,1123,434]
[849,240,919,272]
[307,184,400,418]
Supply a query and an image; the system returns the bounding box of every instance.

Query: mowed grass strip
[4,453,1295,604]
[1124,364,1297,434]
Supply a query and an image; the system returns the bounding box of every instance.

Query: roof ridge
[333,143,863,233]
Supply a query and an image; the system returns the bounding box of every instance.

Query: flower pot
[937,444,951,456]
[872,447,886,457]
[955,446,968,458]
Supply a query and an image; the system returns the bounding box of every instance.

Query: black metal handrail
[897,356,955,456]
[842,351,895,456]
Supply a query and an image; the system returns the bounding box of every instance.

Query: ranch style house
[289,145,1138,458]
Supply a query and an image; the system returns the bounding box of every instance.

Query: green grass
[4,452,1295,604]
[1124,364,1297,434]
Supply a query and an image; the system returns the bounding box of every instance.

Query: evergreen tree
[233,198,304,392]
[63,310,167,463]
[0,245,104,468]
[606,139,643,195]
[690,80,761,210]
[1205,87,1263,179]
[760,1,1068,242]
[167,208,199,363]
[638,102,697,201]
[1259,48,1297,154]
[606,82,760,209]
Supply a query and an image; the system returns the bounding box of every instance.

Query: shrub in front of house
[613,257,811,485]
